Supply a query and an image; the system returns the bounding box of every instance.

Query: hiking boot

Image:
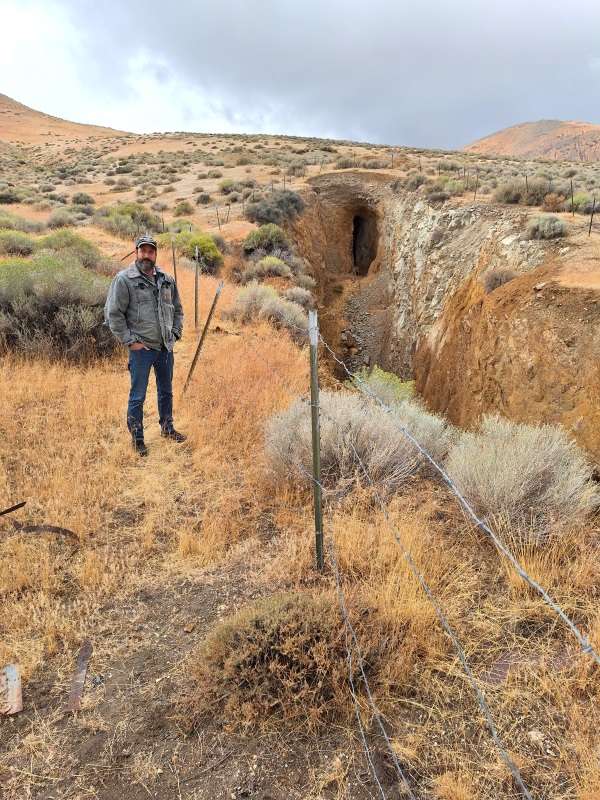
[161,427,187,443]
[132,437,148,457]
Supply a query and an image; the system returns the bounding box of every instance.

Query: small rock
[533,283,546,291]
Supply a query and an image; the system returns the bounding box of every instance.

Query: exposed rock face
[292,171,600,460]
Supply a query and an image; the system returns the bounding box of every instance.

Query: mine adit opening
[352,209,378,276]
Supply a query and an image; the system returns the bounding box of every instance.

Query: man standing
[104,235,186,456]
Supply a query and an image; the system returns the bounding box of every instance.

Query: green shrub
[207,169,222,179]
[527,215,566,240]
[0,211,44,233]
[243,223,289,254]
[36,230,103,270]
[47,208,76,229]
[0,231,35,256]
[0,189,21,204]
[94,202,160,239]
[445,415,599,542]
[568,192,591,213]
[196,192,211,205]
[174,200,194,217]
[71,192,95,205]
[156,231,222,272]
[0,253,115,360]
[244,190,305,225]
[241,256,292,283]
[348,365,414,405]
[294,273,317,290]
[494,181,524,204]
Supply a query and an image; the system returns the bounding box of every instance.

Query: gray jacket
[104,262,184,351]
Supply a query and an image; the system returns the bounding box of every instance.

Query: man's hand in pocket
[129,342,149,351]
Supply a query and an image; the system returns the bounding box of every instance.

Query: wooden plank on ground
[0,664,23,715]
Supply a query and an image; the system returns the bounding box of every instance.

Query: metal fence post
[308,310,324,571]
[194,245,199,330]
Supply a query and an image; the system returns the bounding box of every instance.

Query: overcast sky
[2,0,600,149]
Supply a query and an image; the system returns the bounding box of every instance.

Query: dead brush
[179,592,365,732]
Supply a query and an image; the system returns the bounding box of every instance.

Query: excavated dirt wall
[291,171,600,460]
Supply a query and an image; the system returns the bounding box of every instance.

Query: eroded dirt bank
[292,171,600,459]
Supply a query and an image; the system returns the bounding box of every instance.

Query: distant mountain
[464,119,600,161]
[0,92,127,145]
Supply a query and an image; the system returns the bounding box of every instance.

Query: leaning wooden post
[571,178,575,216]
[171,240,178,287]
[182,282,224,395]
[308,310,324,572]
[473,170,479,202]
[194,245,199,330]
[589,195,596,237]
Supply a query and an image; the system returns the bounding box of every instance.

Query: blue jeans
[127,348,174,439]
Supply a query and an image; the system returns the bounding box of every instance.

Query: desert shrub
[260,295,308,337]
[0,231,35,257]
[196,192,211,205]
[71,192,95,205]
[0,211,44,233]
[241,256,292,283]
[405,173,426,190]
[567,192,591,213]
[527,215,566,240]
[156,230,222,272]
[523,178,554,206]
[427,191,449,203]
[335,157,354,169]
[0,253,115,360]
[348,365,414,405]
[219,179,236,195]
[542,193,565,212]
[294,273,317,290]
[207,169,222,178]
[174,200,194,216]
[94,202,160,239]
[245,190,305,225]
[47,208,76,228]
[445,179,465,196]
[265,391,421,493]
[494,181,524,205]
[0,189,21,204]
[227,281,307,339]
[481,268,518,293]
[283,286,314,309]
[445,415,599,542]
[226,282,277,322]
[36,230,103,270]
[182,593,350,731]
[243,223,289,254]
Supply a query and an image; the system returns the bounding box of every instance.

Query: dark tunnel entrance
[352,210,378,276]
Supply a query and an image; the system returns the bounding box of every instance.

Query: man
[104,235,186,456]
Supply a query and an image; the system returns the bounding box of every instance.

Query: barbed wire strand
[310,400,533,800]
[317,332,600,668]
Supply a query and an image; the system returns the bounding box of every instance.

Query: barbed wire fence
[187,306,598,798]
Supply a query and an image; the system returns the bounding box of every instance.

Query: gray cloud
[36,1,600,147]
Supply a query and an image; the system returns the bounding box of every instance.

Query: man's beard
[139,258,155,271]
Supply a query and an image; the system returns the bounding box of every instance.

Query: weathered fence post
[171,240,178,287]
[182,282,224,395]
[308,310,324,571]
[589,195,596,237]
[571,178,575,217]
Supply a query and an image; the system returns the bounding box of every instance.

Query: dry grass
[1,267,600,798]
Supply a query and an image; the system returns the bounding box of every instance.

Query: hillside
[2,96,600,799]
[0,92,127,146]
[464,119,600,161]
